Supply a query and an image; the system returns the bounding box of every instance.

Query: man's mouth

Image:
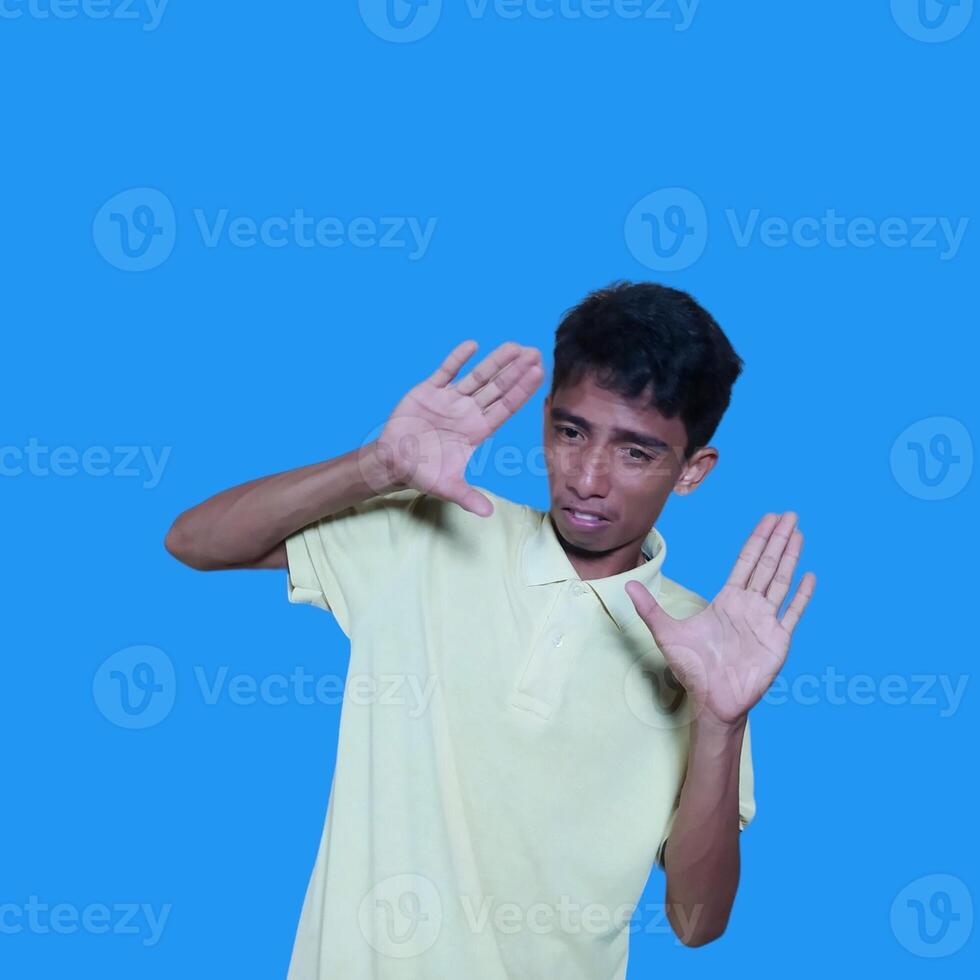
[562,507,611,527]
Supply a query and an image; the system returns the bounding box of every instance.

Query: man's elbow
[667,903,729,948]
[164,518,210,570]
[675,923,726,948]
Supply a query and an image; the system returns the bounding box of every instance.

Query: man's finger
[481,358,544,432]
[428,339,478,388]
[725,513,780,589]
[747,512,797,595]
[766,528,802,609]
[453,342,524,397]
[473,347,542,410]
[625,580,680,646]
[780,571,816,634]
[444,480,494,518]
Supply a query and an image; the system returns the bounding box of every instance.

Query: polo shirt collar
[523,508,667,633]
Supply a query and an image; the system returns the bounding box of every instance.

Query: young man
[165,281,815,979]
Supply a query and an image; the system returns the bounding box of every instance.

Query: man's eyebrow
[550,407,670,452]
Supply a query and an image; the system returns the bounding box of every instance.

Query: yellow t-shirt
[284,484,755,979]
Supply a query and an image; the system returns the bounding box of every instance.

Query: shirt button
[551,632,564,647]
[573,583,588,597]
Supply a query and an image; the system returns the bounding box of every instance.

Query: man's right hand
[370,340,544,517]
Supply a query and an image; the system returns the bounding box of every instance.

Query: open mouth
[562,507,610,528]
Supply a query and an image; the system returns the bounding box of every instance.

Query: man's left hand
[626,512,816,730]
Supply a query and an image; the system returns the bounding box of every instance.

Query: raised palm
[626,512,816,728]
[375,340,544,517]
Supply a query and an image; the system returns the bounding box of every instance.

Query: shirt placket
[509,580,596,720]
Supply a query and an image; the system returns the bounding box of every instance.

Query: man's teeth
[571,510,602,521]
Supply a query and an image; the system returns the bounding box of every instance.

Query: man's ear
[674,446,719,495]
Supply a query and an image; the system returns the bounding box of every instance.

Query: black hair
[550,281,744,460]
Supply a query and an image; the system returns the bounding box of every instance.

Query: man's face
[542,372,713,555]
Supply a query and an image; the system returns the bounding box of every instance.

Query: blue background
[2,1,977,976]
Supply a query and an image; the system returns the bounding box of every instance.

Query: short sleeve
[284,487,425,637]
[654,715,757,870]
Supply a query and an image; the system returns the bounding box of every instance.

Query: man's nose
[567,445,610,496]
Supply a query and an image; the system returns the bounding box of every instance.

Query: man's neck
[550,513,649,582]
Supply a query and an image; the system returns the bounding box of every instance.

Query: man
[165,281,815,978]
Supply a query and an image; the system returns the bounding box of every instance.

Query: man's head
[542,281,744,560]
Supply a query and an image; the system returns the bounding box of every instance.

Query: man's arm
[163,443,401,571]
[661,714,746,946]
[626,512,815,946]
[163,340,544,571]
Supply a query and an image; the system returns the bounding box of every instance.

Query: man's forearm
[663,714,746,947]
[164,441,402,569]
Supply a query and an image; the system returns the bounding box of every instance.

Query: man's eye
[557,426,580,439]
[626,448,653,462]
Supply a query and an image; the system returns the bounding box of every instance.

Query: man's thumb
[447,481,494,518]
[625,580,677,645]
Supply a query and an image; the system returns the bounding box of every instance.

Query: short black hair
[550,281,744,460]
